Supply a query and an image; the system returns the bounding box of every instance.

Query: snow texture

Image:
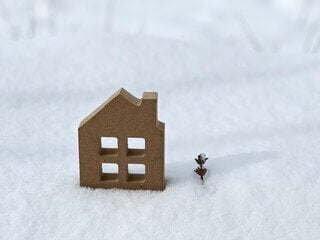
[1,1,320,239]
[199,153,207,160]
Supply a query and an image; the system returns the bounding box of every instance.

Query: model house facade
[78,88,165,190]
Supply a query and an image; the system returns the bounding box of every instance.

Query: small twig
[194,153,208,182]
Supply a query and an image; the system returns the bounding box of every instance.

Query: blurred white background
[1,0,320,52]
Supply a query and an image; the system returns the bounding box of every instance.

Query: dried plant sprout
[194,153,208,181]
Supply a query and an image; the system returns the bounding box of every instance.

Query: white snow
[1,1,320,239]
[199,153,207,160]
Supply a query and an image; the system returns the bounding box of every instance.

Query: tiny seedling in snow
[194,153,208,181]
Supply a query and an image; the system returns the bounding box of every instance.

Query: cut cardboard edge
[142,92,157,100]
[79,88,160,128]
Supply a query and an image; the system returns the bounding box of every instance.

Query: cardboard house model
[78,88,165,190]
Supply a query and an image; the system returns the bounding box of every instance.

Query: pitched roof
[79,88,151,128]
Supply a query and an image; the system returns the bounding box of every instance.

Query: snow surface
[1,1,320,239]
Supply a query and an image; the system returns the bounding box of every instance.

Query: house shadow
[166,151,280,185]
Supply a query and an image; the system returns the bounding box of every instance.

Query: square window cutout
[101,163,118,181]
[127,138,145,157]
[128,164,145,182]
[128,164,145,174]
[100,137,118,156]
[128,138,145,149]
[101,137,118,148]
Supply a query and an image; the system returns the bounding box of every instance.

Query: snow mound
[1,32,320,239]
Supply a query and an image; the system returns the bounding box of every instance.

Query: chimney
[142,92,158,121]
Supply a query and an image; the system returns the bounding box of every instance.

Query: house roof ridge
[79,88,142,128]
[118,88,141,105]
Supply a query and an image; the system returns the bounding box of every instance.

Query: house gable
[78,88,165,191]
[79,88,142,128]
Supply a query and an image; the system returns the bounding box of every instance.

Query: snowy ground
[1,1,320,240]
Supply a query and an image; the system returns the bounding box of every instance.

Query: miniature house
[78,88,165,190]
